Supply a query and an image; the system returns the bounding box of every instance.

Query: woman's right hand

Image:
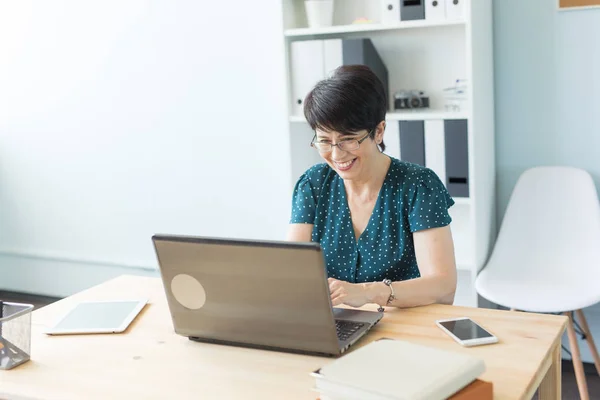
[328,278,370,308]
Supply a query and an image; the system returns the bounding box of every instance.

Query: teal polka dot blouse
[290,157,455,283]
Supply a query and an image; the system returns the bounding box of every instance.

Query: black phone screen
[439,318,494,341]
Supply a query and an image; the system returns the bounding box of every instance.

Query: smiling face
[303,65,389,159]
[314,123,385,180]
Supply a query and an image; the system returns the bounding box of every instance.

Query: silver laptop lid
[152,234,341,356]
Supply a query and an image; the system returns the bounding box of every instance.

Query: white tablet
[44,299,148,335]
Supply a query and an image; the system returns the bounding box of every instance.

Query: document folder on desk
[311,339,486,400]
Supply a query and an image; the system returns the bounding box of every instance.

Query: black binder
[399,120,426,166]
[400,0,425,21]
[342,38,389,102]
[444,119,469,197]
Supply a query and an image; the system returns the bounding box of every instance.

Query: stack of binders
[289,38,388,117]
[381,0,465,24]
[398,119,470,198]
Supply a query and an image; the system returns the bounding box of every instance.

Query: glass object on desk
[443,79,469,112]
[0,301,33,370]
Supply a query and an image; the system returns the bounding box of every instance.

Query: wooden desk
[0,275,567,400]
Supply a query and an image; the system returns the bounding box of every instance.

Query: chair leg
[574,309,600,376]
[565,312,590,400]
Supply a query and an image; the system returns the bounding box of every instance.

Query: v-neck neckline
[341,156,393,244]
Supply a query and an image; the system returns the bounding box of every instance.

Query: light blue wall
[493,0,600,364]
[494,0,600,220]
[555,10,600,179]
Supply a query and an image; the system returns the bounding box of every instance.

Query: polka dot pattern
[290,157,455,283]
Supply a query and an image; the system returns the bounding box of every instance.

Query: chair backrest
[486,166,600,280]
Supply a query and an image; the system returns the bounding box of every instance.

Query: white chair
[475,166,600,400]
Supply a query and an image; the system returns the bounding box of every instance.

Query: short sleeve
[408,168,455,232]
[290,173,317,224]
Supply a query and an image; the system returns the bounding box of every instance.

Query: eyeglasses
[311,131,373,153]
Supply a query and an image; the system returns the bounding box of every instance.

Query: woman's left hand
[328,278,369,307]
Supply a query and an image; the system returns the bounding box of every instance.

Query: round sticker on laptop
[171,274,206,310]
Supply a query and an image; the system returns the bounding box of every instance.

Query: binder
[290,40,325,116]
[383,121,401,160]
[380,0,401,24]
[444,119,469,197]
[323,39,343,77]
[341,38,389,101]
[400,0,425,21]
[399,120,426,166]
[425,0,446,22]
[290,39,389,117]
[445,0,465,20]
[322,38,389,102]
[424,120,446,187]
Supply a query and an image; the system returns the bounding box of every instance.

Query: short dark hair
[304,65,387,152]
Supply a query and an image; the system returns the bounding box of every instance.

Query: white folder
[425,0,446,22]
[290,40,325,116]
[323,39,343,77]
[445,0,465,21]
[383,120,401,160]
[424,120,447,187]
[380,0,401,24]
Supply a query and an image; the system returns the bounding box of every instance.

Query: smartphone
[435,317,498,347]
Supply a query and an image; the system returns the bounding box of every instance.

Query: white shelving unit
[281,0,495,308]
[284,19,466,37]
[290,110,469,123]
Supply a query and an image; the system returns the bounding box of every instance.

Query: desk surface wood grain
[0,275,567,400]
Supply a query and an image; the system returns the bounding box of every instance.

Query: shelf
[289,110,468,123]
[284,20,466,38]
[386,110,468,121]
[282,0,495,312]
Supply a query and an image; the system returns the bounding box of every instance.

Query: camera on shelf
[394,90,430,110]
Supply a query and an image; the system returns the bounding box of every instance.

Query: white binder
[323,39,343,77]
[290,40,325,117]
[380,0,401,24]
[425,0,446,22]
[383,120,401,160]
[445,0,465,21]
[424,120,447,187]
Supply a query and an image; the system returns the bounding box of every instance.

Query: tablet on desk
[44,299,148,335]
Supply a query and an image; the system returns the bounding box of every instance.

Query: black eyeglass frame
[310,130,374,153]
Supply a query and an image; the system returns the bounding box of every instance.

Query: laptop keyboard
[335,320,366,342]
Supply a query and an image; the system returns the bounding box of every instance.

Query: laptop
[152,234,383,357]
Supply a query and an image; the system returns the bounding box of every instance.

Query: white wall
[0,1,292,296]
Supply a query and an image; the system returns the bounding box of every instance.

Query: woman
[287,65,457,310]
